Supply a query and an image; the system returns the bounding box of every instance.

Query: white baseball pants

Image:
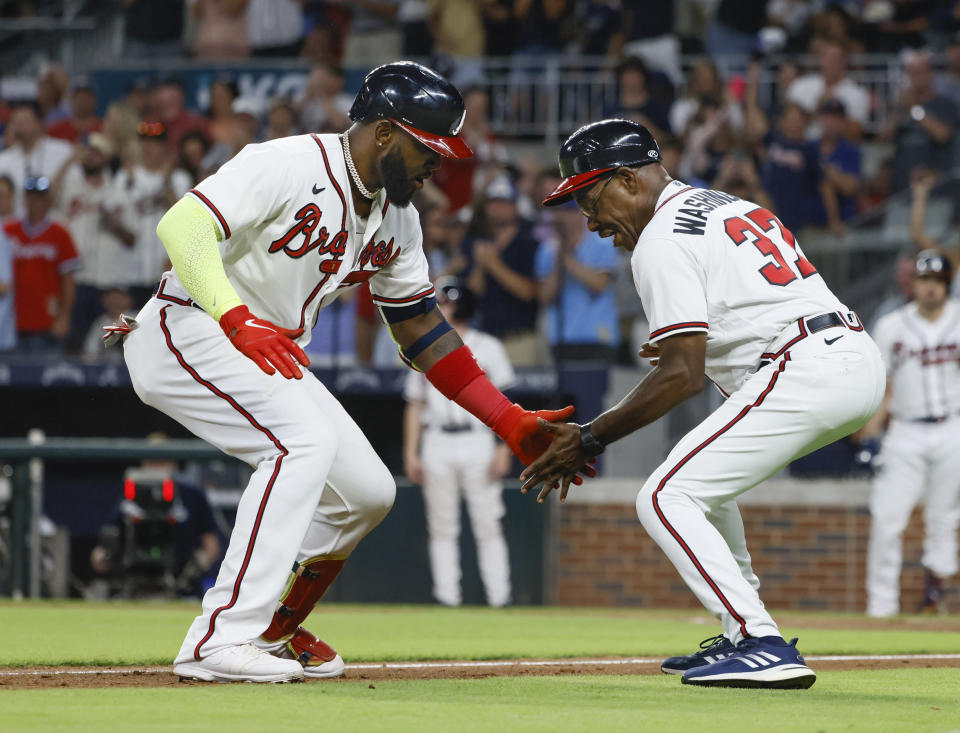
[421,430,511,607]
[867,418,960,617]
[636,329,885,643]
[123,297,395,664]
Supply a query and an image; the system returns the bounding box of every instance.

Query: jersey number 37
[723,208,817,287]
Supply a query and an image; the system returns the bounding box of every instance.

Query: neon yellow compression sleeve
[156,195,243,321]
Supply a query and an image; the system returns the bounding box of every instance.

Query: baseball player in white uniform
[522,119,885,689]
[403,279,515,608]
[114,63,577,683]
[859,251,960,617]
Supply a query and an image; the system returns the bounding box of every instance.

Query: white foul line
[1,653,959,677]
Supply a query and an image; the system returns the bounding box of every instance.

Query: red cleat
[271,626,345,679]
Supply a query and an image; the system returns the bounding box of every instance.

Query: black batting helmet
[542,118,662,206]
[435,277,477,321]
[915,249,953,284]
[349,61,472,160]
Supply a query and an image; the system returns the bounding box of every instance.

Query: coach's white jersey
[872,299,960,420]
[632,180,848,394]
[170,133,434,346]
[404,328,515,431]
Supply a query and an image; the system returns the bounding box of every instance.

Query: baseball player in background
[859,251,960,617]
[117,62,576,683]
[403,279,514,608]
[520,119,885,689]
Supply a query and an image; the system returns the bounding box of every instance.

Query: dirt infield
[2,655,959,689]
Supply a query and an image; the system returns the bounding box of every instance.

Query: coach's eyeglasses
[576,169,618,219]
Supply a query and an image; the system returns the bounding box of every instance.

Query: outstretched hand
[519,419,594,503]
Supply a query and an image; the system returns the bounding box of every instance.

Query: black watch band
[579,423,606,457]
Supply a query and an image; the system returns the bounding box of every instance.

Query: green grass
[2,670,959,733]
[0,601,957,666]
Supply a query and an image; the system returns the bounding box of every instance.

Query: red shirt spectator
[147,79,211,151]
[47,86,103,143]
[6,212,80,333]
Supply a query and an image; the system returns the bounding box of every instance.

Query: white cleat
[174,643,305,683]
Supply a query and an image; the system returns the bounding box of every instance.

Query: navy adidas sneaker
[661,634,736,675]
[681,636,816,689]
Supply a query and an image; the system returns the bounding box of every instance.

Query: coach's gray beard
[380,147,416,207]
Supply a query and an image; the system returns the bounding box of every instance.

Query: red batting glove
[219,305,310,379]
[492,404,576,465]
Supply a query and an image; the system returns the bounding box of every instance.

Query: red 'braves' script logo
[269,203,348,259]
[358,236,401,269]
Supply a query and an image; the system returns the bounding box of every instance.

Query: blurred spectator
[604,57,670,140]
[341,0,402,66]
[482,0,514,56]
[47,84,102,143]
[707,0,769,56]
[0,102,73,216]
[0,223,13,352]
[578,0,623,56]
[428,0,486,86]
[884,50,957,193]
[760,103,822,232]
[247,0,304,56]
[670,58,743,138]
[297,62,352,133]
[808,5,863,55]
[861,0,934,52]
[419,201,455,277]
[399,0,433,56]
[83,287,134,359]
[6,176,79,354]
[712,150,774,209]
[766,59,800,122]
[909,169,960,273]
[618,0,681,86]
[432,87,507,212]
[871,253,917,327]
[786,39,869,140]
[677,95,737,184]
[462,175,542,365]
[265,98,299,140]
[300,0,351,63]
[815,99,862,233]
[0,174,14,219]
[102,101,144,170]
[147,79,211,152]
[535,200,618,362]
[937,33,960,107]
[53,133,137,351]
[123,0,185,58]
[190,0,249,59]
[202,96,262,173]
[114,123,192,303]
[513,0,575,56]
[207,78,239,145]
[178,130,212,184]
[124,80,152,120]
[307,289,357,366]
[37,64,71,127]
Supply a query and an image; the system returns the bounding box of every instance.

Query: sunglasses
[24,176,51,193]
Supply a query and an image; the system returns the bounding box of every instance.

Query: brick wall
[553,502,955,612]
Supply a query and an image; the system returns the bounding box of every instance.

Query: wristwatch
[579,423,606,457]
[910,104,926,122]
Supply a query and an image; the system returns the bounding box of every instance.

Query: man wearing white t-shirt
[0,102,73,217]
[403,279,514,607]
[786,39,869,139]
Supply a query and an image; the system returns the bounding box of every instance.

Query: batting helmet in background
[915,249,953,284]
[349,61,473,159]
[435,276,477,322]
[542,118,662,206]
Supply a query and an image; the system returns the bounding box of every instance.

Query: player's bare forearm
[389,306,464,371]
[591,332,706,445]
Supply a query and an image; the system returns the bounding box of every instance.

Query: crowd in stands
[1,0,959,364]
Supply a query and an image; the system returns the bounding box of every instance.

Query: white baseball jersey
[0,137,73,216]
[56,165,140,288]
[871,300,960,421]
[175,133,434,344]
[404,327,515,431]
[632,180,848,394]
[114,165,193,286]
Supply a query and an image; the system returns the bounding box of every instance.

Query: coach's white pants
[867,418,960,617]
[636,330,885,644]
[421,430,511,607]
[124,298,395,664]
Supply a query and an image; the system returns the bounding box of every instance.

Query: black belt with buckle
[439,424,472,433]
[805,312,844,333]
[758,311,852,369]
